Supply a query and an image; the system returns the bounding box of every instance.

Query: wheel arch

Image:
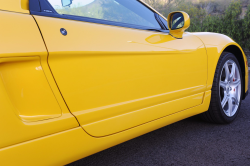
[191,32,248,100]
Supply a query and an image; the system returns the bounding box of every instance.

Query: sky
[48,0,95,7]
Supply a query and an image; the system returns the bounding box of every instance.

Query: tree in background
[243,4,250,50]
[143,0,183,15]
[148,0,250,52]
[145,0,250,63]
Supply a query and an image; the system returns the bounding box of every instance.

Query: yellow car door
[31,0,207,137]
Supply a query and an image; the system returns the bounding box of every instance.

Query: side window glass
[47,0,162,29]
[158,15,168,29]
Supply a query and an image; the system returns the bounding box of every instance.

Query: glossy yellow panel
[34,15,207,137]
[0,11,44,57]
[0,0,29,14]
[192,32,249,93]
[0,91,211,166]
[0,10,79,149]
[74,85,205,126]
[84,92,204,137]
[0,57,61,122]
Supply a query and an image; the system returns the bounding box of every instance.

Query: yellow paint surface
[0,91,211,166]
[34,15,208,137]
[0,10,79,149]
[0,0,29,13]
[0,0,248,164]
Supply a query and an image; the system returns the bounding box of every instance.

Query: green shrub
[160,0,250,50]
[243,4,250,50]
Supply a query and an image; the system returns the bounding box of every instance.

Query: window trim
[30,0,169,33]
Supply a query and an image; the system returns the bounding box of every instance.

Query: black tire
[200,52,243,124]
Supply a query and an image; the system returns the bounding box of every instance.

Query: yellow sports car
[0,0,248,165]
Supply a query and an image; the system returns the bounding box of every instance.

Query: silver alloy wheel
[219,59,241,117]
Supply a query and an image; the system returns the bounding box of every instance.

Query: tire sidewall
[214,53,243,123]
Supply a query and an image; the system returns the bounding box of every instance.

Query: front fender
[191,32,248,95]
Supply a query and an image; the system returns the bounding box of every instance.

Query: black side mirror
[61,0,73,7]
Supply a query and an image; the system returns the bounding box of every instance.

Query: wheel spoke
[220,81,227,89]
[224,62,230,82]
[230,63,236,81]
[221,95,229,108]
[228,98,233,116]
[231,79,241,88]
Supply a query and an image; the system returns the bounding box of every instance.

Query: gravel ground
[68,74,250,166]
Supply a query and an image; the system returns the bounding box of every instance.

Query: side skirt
[0,91,211,166]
